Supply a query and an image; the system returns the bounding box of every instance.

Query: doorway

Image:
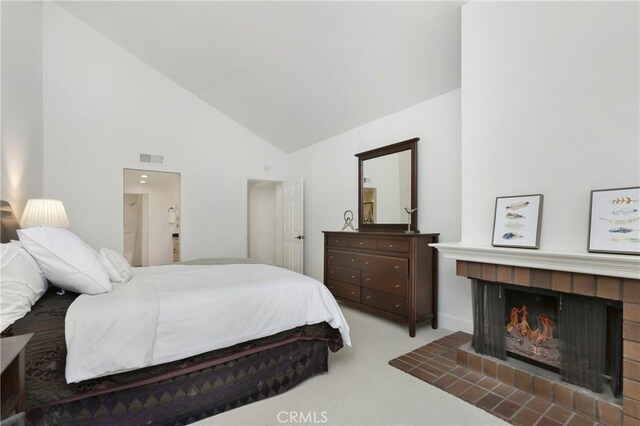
[124,169,180,266]
[247,178,304,272]
[247,180,283,266]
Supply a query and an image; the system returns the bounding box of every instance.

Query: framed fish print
[492,194,543,249]
[588,186,640,255]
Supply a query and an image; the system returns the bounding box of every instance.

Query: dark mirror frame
[356,137,419,232]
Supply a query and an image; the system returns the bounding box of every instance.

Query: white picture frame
[492,194,543,249]
[588,186,640,255]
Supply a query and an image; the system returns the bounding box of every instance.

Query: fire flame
[507,305,555,345]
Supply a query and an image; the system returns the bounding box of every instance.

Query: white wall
[1,2,43,219]
[289,89,471,332]
[42,3,288,258]
[461,2,640,250]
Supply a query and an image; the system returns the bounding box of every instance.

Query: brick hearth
[456,260,640,425]
[390,332,607,425]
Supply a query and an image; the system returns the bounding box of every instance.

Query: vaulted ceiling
[58,1,463,153]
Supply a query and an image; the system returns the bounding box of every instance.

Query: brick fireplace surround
[433,244,640,425]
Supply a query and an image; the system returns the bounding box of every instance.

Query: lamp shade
[20,199,70,229]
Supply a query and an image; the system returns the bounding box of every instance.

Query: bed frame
[1,201,341,425]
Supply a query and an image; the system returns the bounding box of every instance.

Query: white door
[283,177,304,273]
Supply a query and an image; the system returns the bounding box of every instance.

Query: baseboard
[437,312,473,334]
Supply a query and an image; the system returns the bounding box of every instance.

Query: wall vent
[139,153,164,164]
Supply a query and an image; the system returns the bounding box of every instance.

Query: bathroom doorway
[124,169,180,266]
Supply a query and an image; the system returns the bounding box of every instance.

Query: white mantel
[431,243,640,280]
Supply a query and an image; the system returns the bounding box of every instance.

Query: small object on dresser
[404,207,417,234]
[342,210,355,231]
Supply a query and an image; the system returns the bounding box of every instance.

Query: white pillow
[1,241,48,332]
[99,248,133,283]
[17,227,111,295]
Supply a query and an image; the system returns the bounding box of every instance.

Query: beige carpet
[194,304,507,425]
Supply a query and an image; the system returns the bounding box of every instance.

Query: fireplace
[504,287,560,371]
[432,243,640,424]
[472,279,622,396]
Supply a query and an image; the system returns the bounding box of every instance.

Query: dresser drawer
[362,273,407,297]
[327,250,363,269]
[362,288,408,317]
[326,265,361,285]
[350,237,377,250]
[376,239,409,253]
[327,280,361,303]
[327,236,349,247]
[362,254,408,278]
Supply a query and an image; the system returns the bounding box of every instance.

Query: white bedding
[65,263,350,383]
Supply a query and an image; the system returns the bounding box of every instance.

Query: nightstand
[1,333,32,424]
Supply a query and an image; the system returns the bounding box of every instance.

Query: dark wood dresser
[323,231,438,336]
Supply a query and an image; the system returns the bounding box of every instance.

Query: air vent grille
[139,154,164,164]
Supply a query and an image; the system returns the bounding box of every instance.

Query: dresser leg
[431,314,438,329]
[409,322,416,337]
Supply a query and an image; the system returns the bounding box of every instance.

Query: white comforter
[65,263,350,383]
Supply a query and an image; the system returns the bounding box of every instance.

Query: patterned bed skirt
[28,338,329,425]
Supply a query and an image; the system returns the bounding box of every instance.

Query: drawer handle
[334,240,339,243]
[365,261,370,265]
[351,275,356,279]
[359,242,364,245]
[365,278,371,282]
[366,296,371,300]
[389,245,394,248]
[350,292,355,295]
[395,284,400,288]
[394,266,400,269]
[395,304,400,308]
[351,259,355,262]
[330,256,334,259]
[330,271,334,274]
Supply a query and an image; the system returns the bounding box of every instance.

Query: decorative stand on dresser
[323,231,438,337]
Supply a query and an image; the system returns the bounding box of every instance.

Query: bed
[0,201,349,425]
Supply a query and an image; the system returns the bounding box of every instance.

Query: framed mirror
[356,137,419,232]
